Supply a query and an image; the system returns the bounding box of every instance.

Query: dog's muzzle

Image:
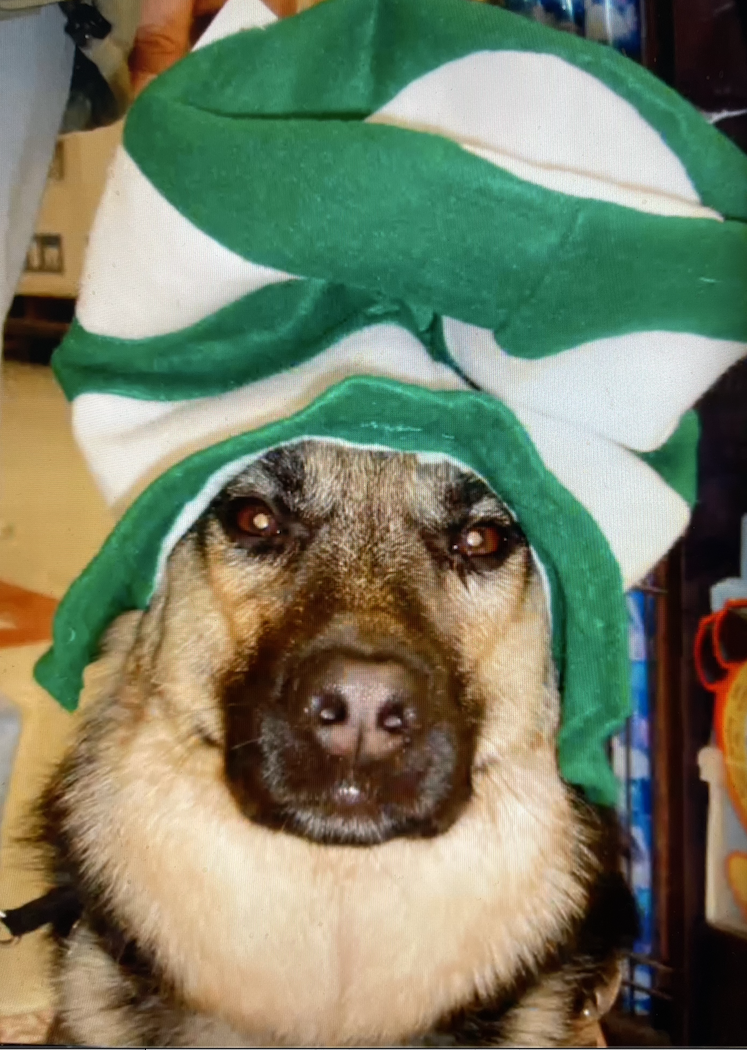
[223,626,475,846]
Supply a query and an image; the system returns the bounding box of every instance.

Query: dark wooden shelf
[1,295,73,365]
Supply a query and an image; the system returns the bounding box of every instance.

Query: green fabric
[637,410,700,509]
[52,299,702,516]
[124,99,747,362]
[34,377,628,806]
[53,282,450,402]
[144,0,747,221]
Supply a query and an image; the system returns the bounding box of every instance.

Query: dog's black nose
[299,654,421,760]
[224,634,473,844]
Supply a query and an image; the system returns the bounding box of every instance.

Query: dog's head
[140,440,559,848]
[49,440,595,1046]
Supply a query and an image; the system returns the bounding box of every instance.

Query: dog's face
[50,441,603,1047]
[146,441,558,849]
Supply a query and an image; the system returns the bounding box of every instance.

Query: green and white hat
[36,0,747,805]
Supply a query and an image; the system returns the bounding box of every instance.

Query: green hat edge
[35,376,632,807]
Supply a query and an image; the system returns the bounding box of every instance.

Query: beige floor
[0,361,113,1033]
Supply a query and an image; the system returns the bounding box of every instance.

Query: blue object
[584,0,641,57]
[501,0,642,57]
[0,695,21,836]
[502,0,583,31]
[612,589,654,1013]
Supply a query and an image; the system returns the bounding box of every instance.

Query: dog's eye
[452,523,505,558]
[234,500,281,538]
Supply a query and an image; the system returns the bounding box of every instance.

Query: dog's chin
[227,777,469,846]
[251,801,459,846]
[256,806,409,846]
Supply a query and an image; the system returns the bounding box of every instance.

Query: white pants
[0,5,74,324]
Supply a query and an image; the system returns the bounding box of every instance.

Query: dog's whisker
[229,738,261,752]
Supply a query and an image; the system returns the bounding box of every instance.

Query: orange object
[726,852,747,922]
[695,600,747,833]
[129,0,231,96]
[0,581,58,649]
[128,0,490,97]
[128,0,331,97]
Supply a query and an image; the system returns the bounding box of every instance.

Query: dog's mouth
[222,642,476,846]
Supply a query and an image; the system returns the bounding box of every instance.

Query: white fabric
[369,51,719,219]
[0,5,74,321]
[512,405,691,589]
[72,324,468,508]
[459,141,719,220]
[76,150,297,339]
[194,0,277,47]
[77,0,284,340]
[442,319,747,452]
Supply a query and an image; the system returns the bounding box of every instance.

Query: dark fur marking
[220,578,478,844]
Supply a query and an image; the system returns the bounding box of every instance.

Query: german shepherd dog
[39,442,637,1047]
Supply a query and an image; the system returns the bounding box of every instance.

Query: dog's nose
[299,654,422,760]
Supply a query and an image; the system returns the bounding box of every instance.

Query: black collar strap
[0,887,82,943]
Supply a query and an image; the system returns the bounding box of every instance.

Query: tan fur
[48,446,599,1046]
[56,926,146,1048]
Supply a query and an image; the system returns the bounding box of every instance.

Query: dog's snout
[225,624,474,845]
[300,655,421,761]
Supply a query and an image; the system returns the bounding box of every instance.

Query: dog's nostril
[295,654,425,761]
[314,692,348,726]
[378,700,408,734]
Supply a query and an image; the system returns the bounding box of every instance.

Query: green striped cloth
[36,0,747,805]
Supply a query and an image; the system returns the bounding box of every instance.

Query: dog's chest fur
[58,711,588,1046]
